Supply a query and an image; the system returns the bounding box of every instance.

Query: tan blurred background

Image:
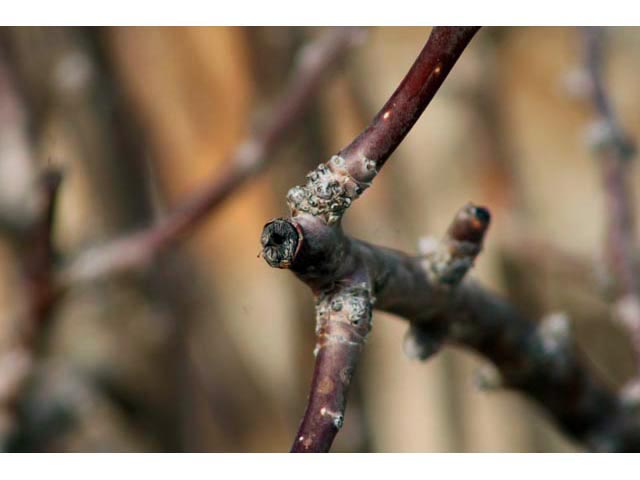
[0,26,639,452]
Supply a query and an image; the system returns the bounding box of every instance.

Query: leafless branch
[0,47,65,446]
[583,27,640,377]
[56,27,365,290]
[0,167,63,449]
[260,26,640,453]
[261,26,481,452]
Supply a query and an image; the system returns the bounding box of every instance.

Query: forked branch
[260,26,640,453]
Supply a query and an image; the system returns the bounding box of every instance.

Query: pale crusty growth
[286,156,371,224]
[315,282,374,351]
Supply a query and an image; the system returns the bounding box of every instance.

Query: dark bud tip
[471,206,491,225]
[41,167,64,193]
[260,218,301,269]
[448,203,491,244]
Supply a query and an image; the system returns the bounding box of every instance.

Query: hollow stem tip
[261,218,301,268]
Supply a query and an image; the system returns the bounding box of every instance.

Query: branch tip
[447,203,491,245]
[260,218,301,268]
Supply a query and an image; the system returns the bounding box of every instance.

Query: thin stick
[58,27,365,288]
[584,27,640,373]
[0,167,63,450]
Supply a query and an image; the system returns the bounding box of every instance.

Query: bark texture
[260,26,640,453]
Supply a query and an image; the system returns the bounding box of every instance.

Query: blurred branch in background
[583,28,640,390]
[0,168,62,447]
[0,26,366,451]
[57,27,365,288]
[0,48,64,447]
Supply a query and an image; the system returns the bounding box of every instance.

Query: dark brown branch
[286,204,489,453]
[57,27,365,289]
[339,27,481,172]
[261,26,640,453]
[0,167,63,449]
[22,169,63,331]
[584,27,640,374]
[261,26,481,453]
[293,281,373,452]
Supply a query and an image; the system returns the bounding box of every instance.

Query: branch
[57,27,365,289]
[0,167,63,449]
[260,26,481,452]
[583,27,640,376]
[22,169,63,330]
[260,26,640,453]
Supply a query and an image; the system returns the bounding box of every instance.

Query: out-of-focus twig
[583,27,640,377]
[0,167,63,450]
[21,169,63,336]
[0,46,65,448]
[57,27,365,289]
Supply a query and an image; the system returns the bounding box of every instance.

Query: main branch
[260,26,640,453]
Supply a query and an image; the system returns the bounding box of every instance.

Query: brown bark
[260,26,640,453]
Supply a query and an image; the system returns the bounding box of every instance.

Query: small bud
[614,295,640,332]
[417,236,440,257]
[364,158,377,171]
[319,407,344,430]
[473,364,503,391]
[620,379,640,410]
[539,312,571,355]
[403,324,442,361]
[330,155,345,167]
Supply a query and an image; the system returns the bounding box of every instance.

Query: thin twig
[22,170,63,331]
[0,48,65,446]
[0,167,63,450]
[583,27,640,375]
[260,26,640,453]
[57,27,365,289]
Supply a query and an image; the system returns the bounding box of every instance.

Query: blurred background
[0,26,639,452]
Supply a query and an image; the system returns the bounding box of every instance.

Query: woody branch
[583,27,640,380]
[260,26,640,453]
